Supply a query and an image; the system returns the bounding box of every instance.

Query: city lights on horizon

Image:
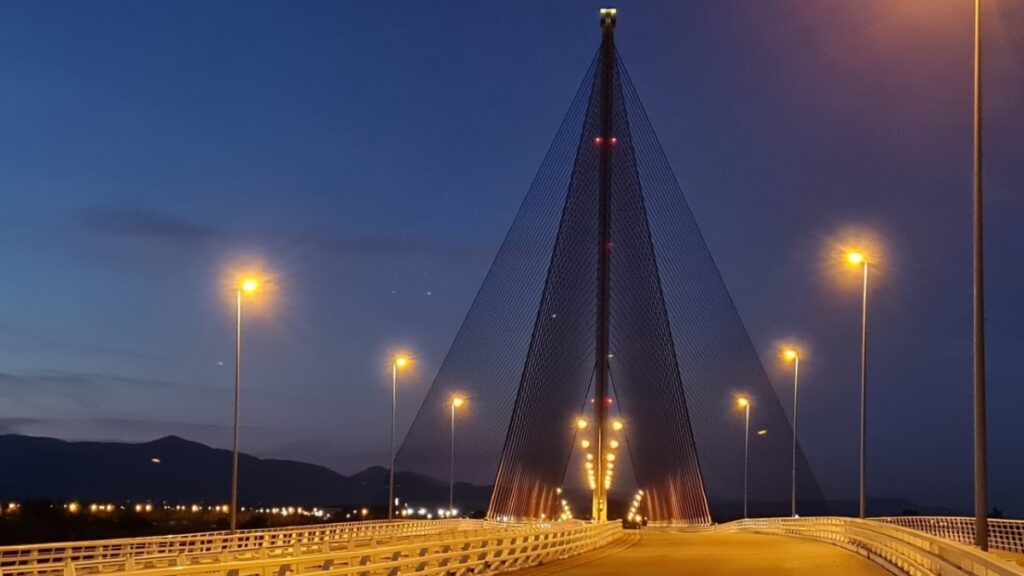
[54,501,330,519]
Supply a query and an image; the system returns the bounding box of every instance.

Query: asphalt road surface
[517,530,889,575]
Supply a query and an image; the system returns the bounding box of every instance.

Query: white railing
[729,517,1024,576]
[875,516,1024,557]
[0,519,472,576]
[69,521,620,576]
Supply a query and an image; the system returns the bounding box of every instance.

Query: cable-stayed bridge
[395,7,816,526]
[2,9,1020,576]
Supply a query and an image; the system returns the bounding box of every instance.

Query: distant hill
[0,434,491,510]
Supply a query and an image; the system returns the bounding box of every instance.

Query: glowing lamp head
[394,356,410,368]
[611,419,624,431]
[783,349,798,362]
[609,439,620,449]
[241,278,259,294]
[736,397,750,409]
[451,396,466,409]
[580,439,591,449]
[576,417,589,431]
[846,252,866,265]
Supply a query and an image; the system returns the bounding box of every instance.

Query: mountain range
[0,434,491,510]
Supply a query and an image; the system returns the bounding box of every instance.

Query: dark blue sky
[1,1,1022,515]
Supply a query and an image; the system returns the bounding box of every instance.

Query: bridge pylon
[591,5,616,525]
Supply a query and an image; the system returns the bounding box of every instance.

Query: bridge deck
[516,530,889,575]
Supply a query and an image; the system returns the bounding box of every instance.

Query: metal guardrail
[730,517,1024,576]
[875,516,1024,557]
[72,521,620,576]
[64,521,539,576]
[0,519,471,576]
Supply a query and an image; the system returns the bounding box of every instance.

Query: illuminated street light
[783,348,800,517]
[450,395,466,512]
[231,275,261,532]
[611,419,624,432]
[736,396,751,519]
[845,250,870,520]
[389,354,411,521]
[575,417,589,431]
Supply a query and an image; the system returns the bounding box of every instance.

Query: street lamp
[783,348,800,517]
[736,396,751,519]
[231,277,259,532]
[846,251,870,519]
[449,395,466,513]
[971,0,989,551]
[389,355,410,521]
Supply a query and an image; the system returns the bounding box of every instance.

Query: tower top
[600,8,616,32]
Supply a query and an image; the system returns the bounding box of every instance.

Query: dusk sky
[1,1,1023,515]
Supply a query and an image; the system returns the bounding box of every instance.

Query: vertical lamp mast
[593,7,616,523]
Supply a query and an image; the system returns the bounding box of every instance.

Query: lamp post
[971,0,989,552]
[784,349,800,517]
[231,277,259,533]
[737,397,751,519]
[449,395,465,513]
[389,355,409,521]
[846,252,870,519]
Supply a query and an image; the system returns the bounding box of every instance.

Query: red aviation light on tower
[594,136,603,145]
